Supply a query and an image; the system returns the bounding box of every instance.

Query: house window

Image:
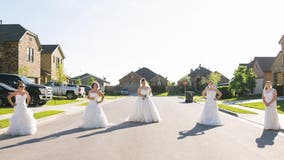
[157,81,162,86]
[53,56,55,63]
[27,48,34,62]
[56,57,60,67]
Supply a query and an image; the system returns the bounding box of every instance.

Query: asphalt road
[1,97,284,160]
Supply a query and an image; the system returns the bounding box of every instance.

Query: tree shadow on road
[255,130,278,148]
[177,123,220,140]
[77,121,151,139]
[0,127,89,150]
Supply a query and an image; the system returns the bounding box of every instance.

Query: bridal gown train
[7,94,37,136]
[199,90,222,126]
[128,88,161,123]
[81,92,108,129]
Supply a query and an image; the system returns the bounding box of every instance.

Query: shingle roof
[254,57,275,72]
[41,45,59,54]
[71,73,110,83]
[189,66,212,77]
[0,24,28,44]
[135,67,157,80]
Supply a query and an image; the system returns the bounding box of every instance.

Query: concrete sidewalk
[221,98,284,128]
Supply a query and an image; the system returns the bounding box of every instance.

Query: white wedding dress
[128,87,161,123]
[199,90,222,126]
[7,94,37,136]
[81,92,108,129]
[263,89,281,130]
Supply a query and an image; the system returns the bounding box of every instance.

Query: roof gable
[254,57,275,72]
[0,24,41,47]
[41,44,65,59]
[135,67,157,80]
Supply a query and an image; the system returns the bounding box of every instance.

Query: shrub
[274,85,283,96]
[218,86,233,99]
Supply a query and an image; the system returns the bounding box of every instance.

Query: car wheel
[30,95,39,107]
[66,92,74,100]
[38,101,47,106]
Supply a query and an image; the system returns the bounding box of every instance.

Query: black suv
[0,73,53,106]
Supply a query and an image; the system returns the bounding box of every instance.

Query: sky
[1,0,284,85]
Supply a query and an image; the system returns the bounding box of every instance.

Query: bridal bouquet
[142,94,148,100]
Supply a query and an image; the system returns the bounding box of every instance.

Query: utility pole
[0,20,2,24]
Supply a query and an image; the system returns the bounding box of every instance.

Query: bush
[274,85,283,96]
[218,86,233,99]
[151,85,166,94]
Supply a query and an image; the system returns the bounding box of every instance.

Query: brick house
[241,57,275,94]
[271,35,284,95]
[119,67,168,94]
[189,65,229,91]
[69,73,110,91]
[41,44,65,84]
[0,24,42,83]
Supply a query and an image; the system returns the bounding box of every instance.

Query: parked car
[44,81,82,99]
[0,83,16,107]
[67,84,85,97]
[80,85,92,95]
[120,88,129,95]
[0,73,53,106]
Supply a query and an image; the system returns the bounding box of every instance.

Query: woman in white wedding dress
[128,78,161,123]
[6,81,37,136]
[262,81,281,131]
[81,82,108,129]
[199,81,223,126]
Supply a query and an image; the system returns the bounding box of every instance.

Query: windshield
[20,76,34,84]
[0,83,16,91]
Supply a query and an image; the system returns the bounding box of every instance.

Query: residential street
[1,97,284,160]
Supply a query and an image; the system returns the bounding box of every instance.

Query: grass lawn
[0,108,14,115]
[193,96,205,102]
[220,94,262,102]
[0,110,64,129]
[78,95,124,106]
[239,100,284,114]
[155,92,168,96]
[218,104,257,114]
[46,99,83,106]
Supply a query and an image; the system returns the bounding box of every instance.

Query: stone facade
[18,33,41,83]
[119,68,168,94]
[119,72,142,94]
[0,32,41,83]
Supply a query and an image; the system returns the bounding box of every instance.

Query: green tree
[75,78,82,85]
[18,66,30,76]
[209,71,222,84]
[56,64,66,84]
[87,77,95,86]
[229,66,256,96]
[246,68,257,94]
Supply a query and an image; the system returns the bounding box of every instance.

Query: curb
[218,108,239,117]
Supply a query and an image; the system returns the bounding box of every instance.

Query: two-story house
[41,44,65,84]
[0,24,42,83]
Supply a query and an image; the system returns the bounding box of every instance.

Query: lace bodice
[89,92,98,101]
[15,94,27,106]
[263,89,276,106]
[206,90,216,101]
[140,87,149,96]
